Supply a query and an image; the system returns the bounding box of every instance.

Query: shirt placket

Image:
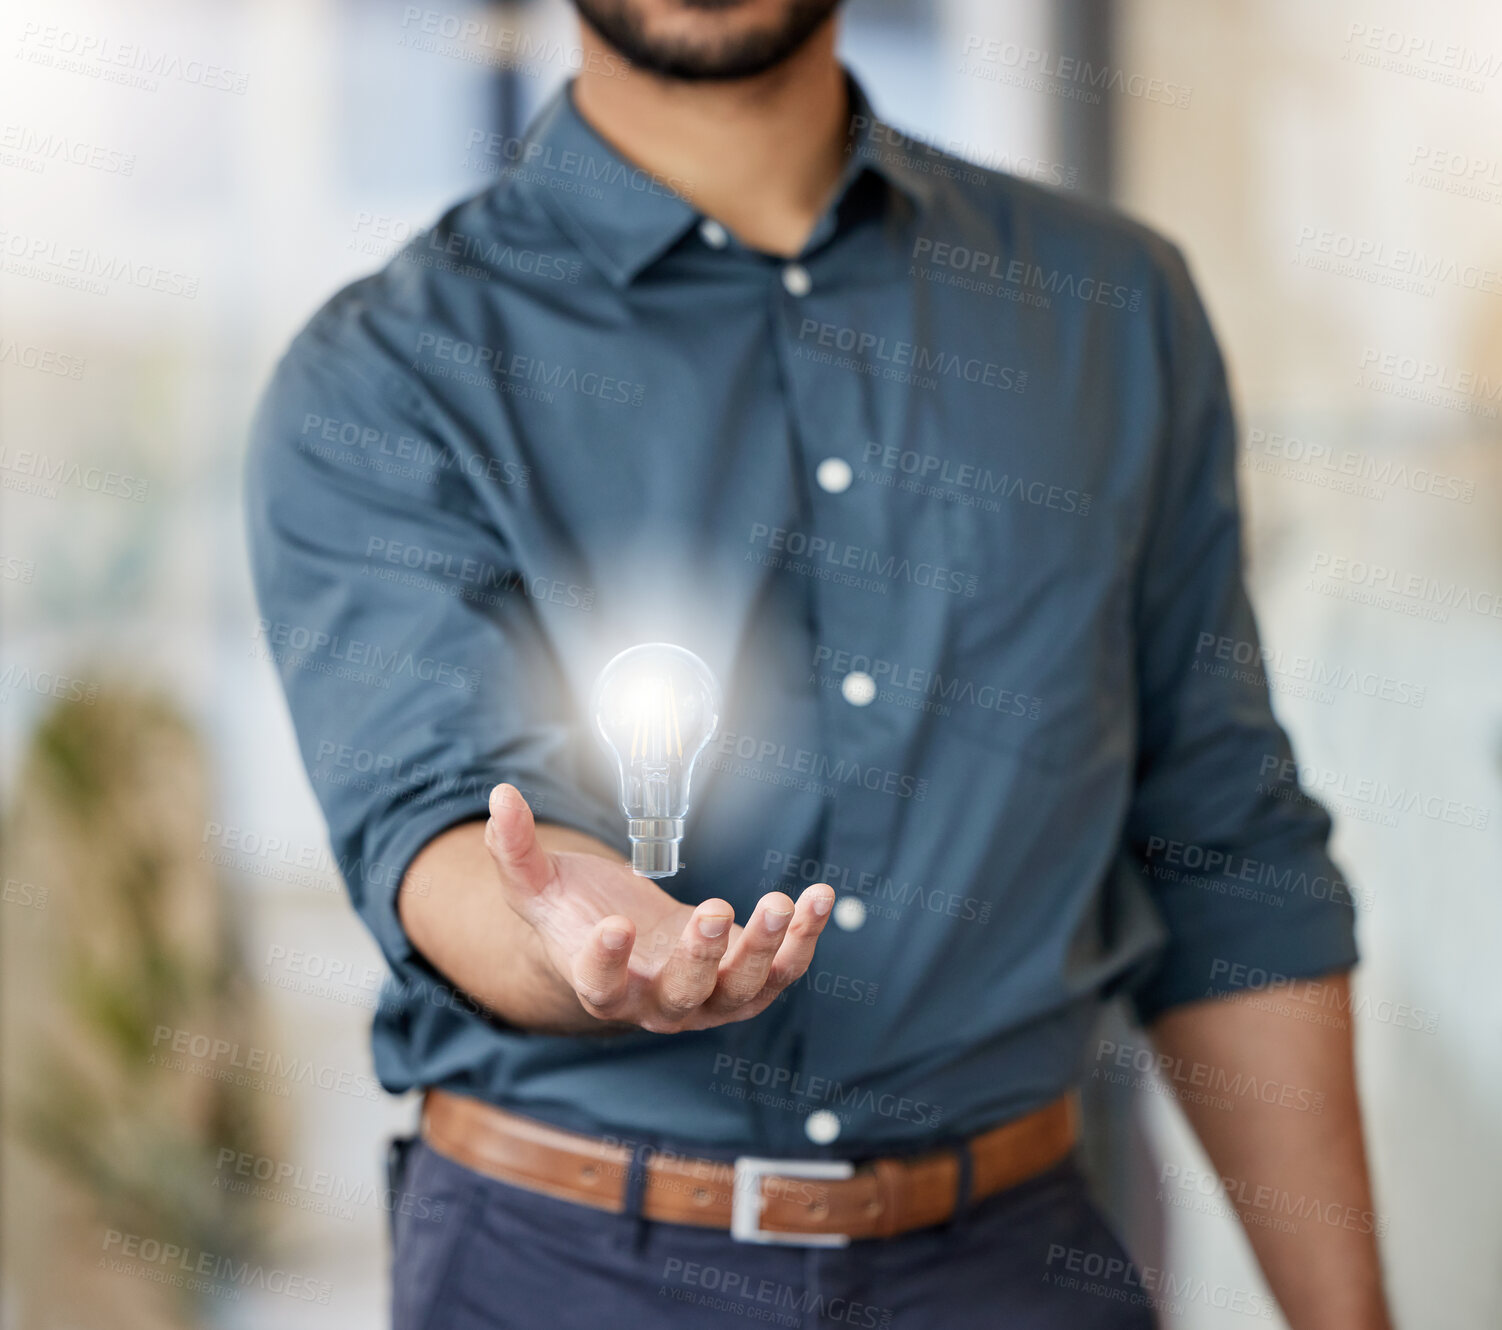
[764,231,921,1154]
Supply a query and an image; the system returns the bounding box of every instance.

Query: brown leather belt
[421,1088,1077,1245]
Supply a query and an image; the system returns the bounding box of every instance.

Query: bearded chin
[572,0,842,82]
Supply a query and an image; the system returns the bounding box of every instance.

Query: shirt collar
[841,77,935,217]
[508,73,933,288]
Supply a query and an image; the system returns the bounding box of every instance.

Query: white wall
[1112,2,1502,1326]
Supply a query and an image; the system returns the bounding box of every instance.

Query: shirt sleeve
[1123,245,1359,1023]
[244,326,622,972]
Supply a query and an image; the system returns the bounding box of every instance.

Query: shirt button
[781,263,812,297]
[841,671,876,707]
[833,897,867,932]
[699,218,729,250]
[815,457,852,494]
[805,1110,841,1145]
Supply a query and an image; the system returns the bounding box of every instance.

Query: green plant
[7,685,277,1322]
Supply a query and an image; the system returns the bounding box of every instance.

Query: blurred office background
[1,0,1498,1325]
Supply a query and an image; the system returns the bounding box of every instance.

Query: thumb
[483,783,553,899]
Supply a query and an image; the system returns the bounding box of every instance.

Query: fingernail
[602,926,630,950]
[697,913,732,939]
[765,909,793,932]
[811,892,833,917]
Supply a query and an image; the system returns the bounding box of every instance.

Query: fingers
[566,882,837,1033]
[571,915,635,1014]
[653,900,736,1015]
[483,783,553,898]
[710,891,797,1008]
[761,884,835,996]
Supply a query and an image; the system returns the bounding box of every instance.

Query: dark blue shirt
[246,78,1357,1157]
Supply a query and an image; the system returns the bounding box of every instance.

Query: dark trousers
[389,1137,1157,1329]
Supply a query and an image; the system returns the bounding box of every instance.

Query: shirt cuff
[1129,859,1361,1023]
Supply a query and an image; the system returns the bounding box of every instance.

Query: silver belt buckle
[730,1156,855,1246]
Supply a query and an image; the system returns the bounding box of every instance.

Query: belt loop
[945,1140,974,1230]
[384,1134,417,1245]
[622,1142,653,1218]
[620,1142,654,1253]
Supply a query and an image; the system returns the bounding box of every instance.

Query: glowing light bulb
[591,642,722,878]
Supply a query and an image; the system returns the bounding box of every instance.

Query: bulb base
[628,818,683,878]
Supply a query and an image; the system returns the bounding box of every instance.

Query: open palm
[484,784,834,1033]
